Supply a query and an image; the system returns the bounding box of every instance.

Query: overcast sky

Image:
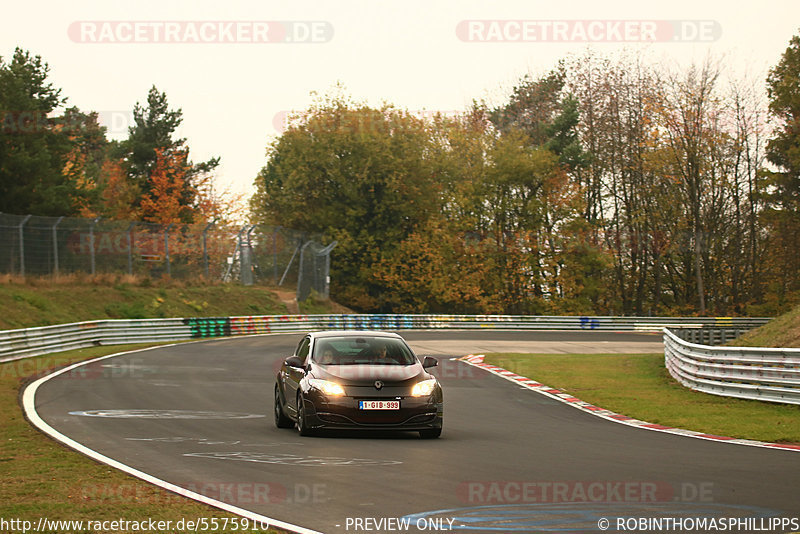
[3,1,798,201]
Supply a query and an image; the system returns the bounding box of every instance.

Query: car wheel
[274,386,293,428]
[419,427,441,439]
[296,393,314,436]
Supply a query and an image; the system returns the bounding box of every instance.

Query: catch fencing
[664,328,800,406]
[0,213,334,301]
[0,313,768,363]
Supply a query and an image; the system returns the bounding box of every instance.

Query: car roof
[309,330,404,340]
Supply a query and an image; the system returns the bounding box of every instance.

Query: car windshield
[312,336,417,365]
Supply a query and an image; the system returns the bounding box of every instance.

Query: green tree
[490,66,588,171]
[117,86,219,222]
[58,107,111,215]
[252,93,442,310]
[0,48,77,215]
[490,68,565,145]
[763,32,800,304]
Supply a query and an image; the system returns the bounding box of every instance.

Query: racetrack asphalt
[28,331,799,533]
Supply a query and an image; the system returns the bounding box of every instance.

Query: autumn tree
[252,92,443,309]
[96,158,140,220]
[372,217,500,313]
[116,86,219,222]
[763,32,800,306]
[566,51,672,315]
[57,107,110,216]
[139,148,193,224]
[253,54,783,315]
[562,49,772,316]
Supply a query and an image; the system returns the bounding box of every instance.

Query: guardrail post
[52,216,64,275]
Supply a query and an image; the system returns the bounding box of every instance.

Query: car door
[285,336,311,415]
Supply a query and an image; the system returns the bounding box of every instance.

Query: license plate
[359,400,400,410]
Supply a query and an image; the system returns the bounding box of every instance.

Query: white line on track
[21,341,323,534]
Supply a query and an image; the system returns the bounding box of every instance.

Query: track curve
[25,331,799,533]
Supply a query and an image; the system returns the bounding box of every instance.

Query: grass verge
[484,352,800,444]
[1,344,282,534]
[732,304,800,348]
[0,274,291,330]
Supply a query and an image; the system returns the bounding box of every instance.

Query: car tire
[419,427,441,439]
[274,386,293,428]
[296,393,314,436]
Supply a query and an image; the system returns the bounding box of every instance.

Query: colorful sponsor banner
[184,318,231,338]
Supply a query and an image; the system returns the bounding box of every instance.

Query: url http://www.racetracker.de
[598,516,800,532]
[0,516,271,533]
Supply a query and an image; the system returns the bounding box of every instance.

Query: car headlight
[308,379,345,396]
[411,378,437,397]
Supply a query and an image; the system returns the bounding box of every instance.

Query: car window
[312,336,416,365]
[296,337,310,363]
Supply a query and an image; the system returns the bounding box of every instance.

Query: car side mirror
[422,356,439,369]
[285,356,304,369]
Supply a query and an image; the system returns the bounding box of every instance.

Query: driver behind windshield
[374,343,393,364]
[314,343,336,364]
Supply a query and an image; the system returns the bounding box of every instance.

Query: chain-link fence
[297,240,338,302]
[0,213,335,301]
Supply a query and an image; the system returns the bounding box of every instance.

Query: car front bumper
[301,391,443,431]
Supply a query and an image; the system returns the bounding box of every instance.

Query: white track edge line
[20,342,324,534]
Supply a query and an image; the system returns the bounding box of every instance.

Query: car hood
[313,363,425,385]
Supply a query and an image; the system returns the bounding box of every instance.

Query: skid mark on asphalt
[183,451,402,466]
[125,437,303,447]
[69,409,265,419]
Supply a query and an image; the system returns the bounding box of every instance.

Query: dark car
[274,331,443,438]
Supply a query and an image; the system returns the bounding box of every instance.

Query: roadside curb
[457,354,800,453]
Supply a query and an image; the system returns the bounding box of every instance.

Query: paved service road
[30,331,799,533]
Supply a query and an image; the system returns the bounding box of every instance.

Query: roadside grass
[0,274,291,330]
[0,345,282,533]
[731,304,800,348]
[484,353,800,443]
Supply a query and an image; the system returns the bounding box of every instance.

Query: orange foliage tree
[139,148,193,225]
[94,158,140,220]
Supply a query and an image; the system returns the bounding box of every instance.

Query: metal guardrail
[0,313,769,364]
[6,313,794,406]
[668,328,754,345]
[664,328,800,406]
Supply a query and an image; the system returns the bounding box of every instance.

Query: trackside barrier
[670,328,756,345]
[664,328,800,406]
[0,314,768,364]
